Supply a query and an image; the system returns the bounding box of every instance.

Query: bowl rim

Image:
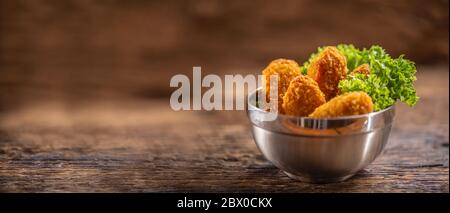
[247,87,395,121]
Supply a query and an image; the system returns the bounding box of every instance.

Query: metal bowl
[246,88,395,183]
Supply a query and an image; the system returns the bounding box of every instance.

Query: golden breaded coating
[262,59,301,111]
[351,64,370,76]
[309,91,373,118]
[282,75,326,116]
[307,46,347,101]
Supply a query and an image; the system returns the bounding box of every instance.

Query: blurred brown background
[0,0,448,109]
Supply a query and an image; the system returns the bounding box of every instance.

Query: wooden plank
[0,68,448,192]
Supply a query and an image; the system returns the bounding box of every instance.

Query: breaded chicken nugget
[282,75,326,116]
[307,46,347,101]
[263,59,301,111]
[350,64,370,76]
[309,91,373,118]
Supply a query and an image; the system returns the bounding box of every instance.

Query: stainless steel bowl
[246,88,395,183]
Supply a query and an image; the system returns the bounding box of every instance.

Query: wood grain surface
[0,67,448,192]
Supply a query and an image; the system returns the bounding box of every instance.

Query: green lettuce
[301,44,419,111]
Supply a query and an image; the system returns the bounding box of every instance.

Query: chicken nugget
[309,91,373,118]
[282,75,326,116]
[350,64,370,76]
[262,59,301,111]
[307,46,347,101]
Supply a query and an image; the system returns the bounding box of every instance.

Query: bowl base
[284,171,355,184]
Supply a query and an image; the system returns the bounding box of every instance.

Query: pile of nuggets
[262,46,373,118]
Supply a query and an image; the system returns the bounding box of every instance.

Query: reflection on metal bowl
[246,88,395,183]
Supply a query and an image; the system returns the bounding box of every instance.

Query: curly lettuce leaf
[301,44,419,111]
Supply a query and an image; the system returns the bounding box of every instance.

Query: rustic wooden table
[0,67,448,192]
